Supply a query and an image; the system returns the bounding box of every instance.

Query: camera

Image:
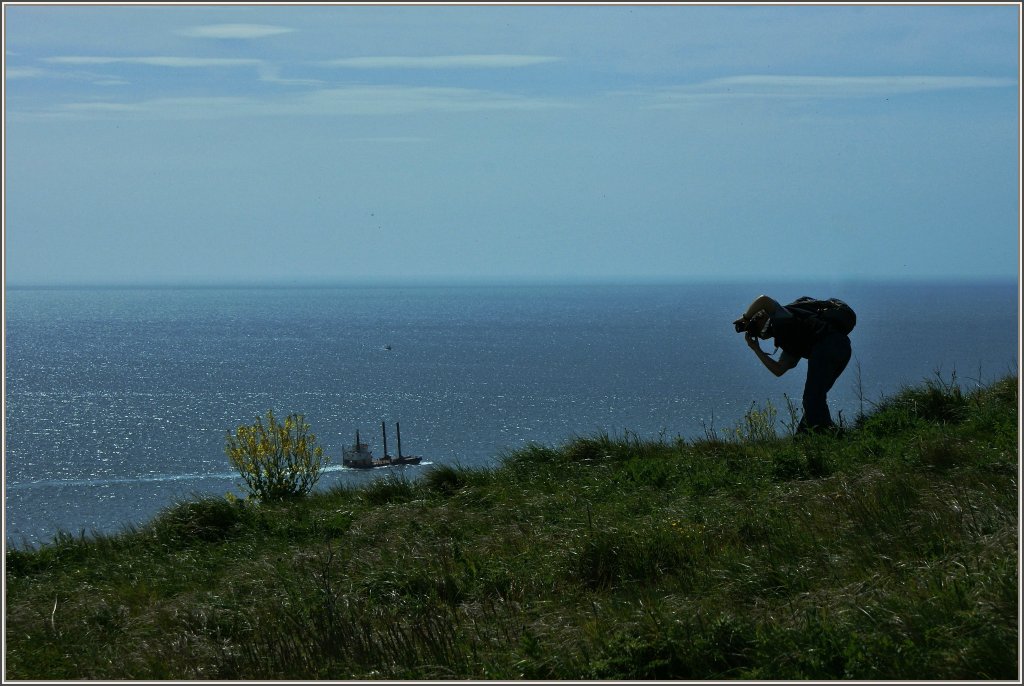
[735,310,772,338]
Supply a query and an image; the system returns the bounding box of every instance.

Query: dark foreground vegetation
[5,374,1019,680]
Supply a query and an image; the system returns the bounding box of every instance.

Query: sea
[4,280,1019,548]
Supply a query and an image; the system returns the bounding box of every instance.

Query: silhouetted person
[734,295,855,434]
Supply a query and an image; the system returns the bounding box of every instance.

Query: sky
[3,2,1020,286]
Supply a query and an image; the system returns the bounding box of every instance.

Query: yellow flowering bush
[225,410,328,501]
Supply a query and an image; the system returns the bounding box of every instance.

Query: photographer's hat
[744,295,780,320]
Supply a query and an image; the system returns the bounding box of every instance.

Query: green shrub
[225,410,328,501]
[423,464,469,495]
[864,371,972,432]
[360,473,415,505]
[564,435,615,462]
[152,496,248,543]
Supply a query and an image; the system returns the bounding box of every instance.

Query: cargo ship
[342,421,423,469]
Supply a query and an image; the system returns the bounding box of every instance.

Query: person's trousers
[797,332,852,433]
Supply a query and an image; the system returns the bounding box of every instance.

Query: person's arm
[746,333,799,377]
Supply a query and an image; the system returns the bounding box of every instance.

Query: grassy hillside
[5,373,1019,680]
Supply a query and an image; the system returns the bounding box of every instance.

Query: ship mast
[381,420,389,458]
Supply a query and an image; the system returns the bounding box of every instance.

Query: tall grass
[5,373,1018,680]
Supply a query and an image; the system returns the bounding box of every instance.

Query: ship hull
[343,456,422,469]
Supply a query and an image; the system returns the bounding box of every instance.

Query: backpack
[784,297,857,336]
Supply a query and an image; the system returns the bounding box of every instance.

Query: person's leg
[799,333,852,432]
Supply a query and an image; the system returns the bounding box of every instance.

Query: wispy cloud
[5,65,128,86]
[321,54,560,69]
[294,86,569,115]
[256,63,324,87]
[39,85,571,121]
[644,74,1017,106]
[60,102,146,113]
[177,24,295,39]
[39,55,318,86]
[44,56,263,68]
[6,66,52,79]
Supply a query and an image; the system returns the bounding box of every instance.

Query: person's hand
[745,332,761,352]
